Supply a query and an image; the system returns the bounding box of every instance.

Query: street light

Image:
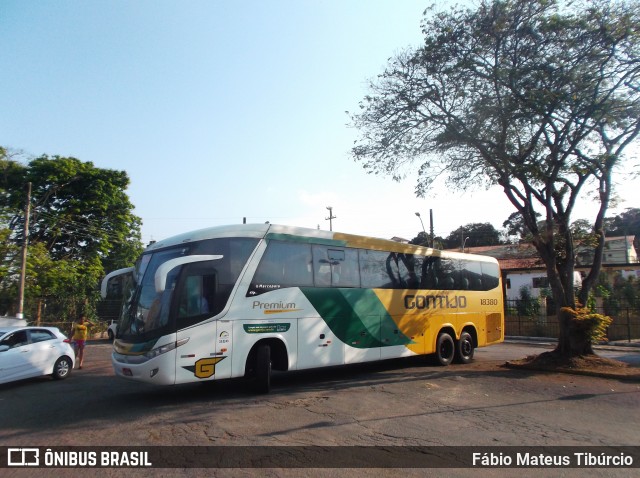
[415,212,426,234]
[462,236,470,253]
[415,212,427,246]
[416,210,435,247]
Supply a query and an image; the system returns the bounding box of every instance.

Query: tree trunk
[555,307,595,356]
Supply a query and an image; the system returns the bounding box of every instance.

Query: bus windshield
[117,237,259,342]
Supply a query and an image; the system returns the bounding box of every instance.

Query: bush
[517,286,540,318]
[562,306,613,343]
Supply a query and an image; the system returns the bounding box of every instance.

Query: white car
[0,326,75,384]
[107,321,118,341]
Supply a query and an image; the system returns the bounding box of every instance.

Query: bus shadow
[121,354,534,403]
[0,356,543,440]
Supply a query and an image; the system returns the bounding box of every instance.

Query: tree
[350,0,640,357]
[441,222,504,249]
[605,207,640,238]
[503,211,541,242]
[0,152,143,319]
[409,231,430,247]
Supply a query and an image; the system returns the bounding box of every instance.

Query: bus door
[166,257,226,384]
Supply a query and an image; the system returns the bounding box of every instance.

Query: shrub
[562,306,613,343]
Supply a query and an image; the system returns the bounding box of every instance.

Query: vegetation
[605,208,640,240]
[350,0,640,358]
[561,306,612,354]
[0,148,143,322]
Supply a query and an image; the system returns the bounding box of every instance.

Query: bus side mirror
[100,267,135,299]
[154,255,223,293]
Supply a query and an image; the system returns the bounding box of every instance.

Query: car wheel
[53,356,72,380]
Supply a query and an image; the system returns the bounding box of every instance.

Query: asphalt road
[1,341,639,478]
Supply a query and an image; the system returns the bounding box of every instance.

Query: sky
[1,0,638,247]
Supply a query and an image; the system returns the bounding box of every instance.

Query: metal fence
[505,299,640,342]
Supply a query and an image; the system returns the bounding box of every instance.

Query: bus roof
[145,224,498,263]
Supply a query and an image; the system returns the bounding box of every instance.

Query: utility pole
[17,182,31,319]
[429,209,434,248]
[326,206,336,231]
[416,209,435,247]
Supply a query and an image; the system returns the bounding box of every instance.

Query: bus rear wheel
[436,332,455,366]
[254,344,272,394]
[456,331,474,364]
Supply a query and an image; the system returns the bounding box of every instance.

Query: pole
[429,209,434,248]
[17,182,31,319]
[326,207,336,231]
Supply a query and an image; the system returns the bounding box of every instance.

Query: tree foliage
[605,207,640,238]
[350,0,640,356]
[0,150,143,319]
[442,222,504,249]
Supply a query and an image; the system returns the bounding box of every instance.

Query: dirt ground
[504,350,640,380]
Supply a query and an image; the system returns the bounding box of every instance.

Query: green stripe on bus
[301,288,412,348]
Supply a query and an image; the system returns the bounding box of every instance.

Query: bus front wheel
[254,344,272,394]
[456,331,474,364]
[436,332,455,366]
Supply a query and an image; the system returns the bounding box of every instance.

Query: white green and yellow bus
[101,224,503,392]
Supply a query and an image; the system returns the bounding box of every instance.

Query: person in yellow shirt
[70,315,95,369]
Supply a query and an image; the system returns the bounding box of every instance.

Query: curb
[505,336,640,350]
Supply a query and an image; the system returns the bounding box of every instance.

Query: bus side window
[251,241,313,292]
[312,245,331,287]
[421,257,439,289]
[360,250,400,289]
[331,247,359,287]
[312,246,359,288]
[437,258,456,290]
[461,259,483,291]
[177,275,212,319]
[481,262,500,290]
[398,254,420,289]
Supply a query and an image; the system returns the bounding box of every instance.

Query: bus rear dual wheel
[436,331,474,366]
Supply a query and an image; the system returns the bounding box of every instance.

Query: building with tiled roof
[460,237,639,300]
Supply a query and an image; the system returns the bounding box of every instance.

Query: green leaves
[350,0,640,351]
[0,153,143,319]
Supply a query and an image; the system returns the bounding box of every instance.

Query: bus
[101,224,503,392]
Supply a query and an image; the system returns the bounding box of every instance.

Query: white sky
[1,0,638,246]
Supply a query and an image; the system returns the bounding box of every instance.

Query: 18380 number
[480,299,498,305]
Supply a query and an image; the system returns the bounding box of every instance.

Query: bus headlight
[144,338,189,360]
